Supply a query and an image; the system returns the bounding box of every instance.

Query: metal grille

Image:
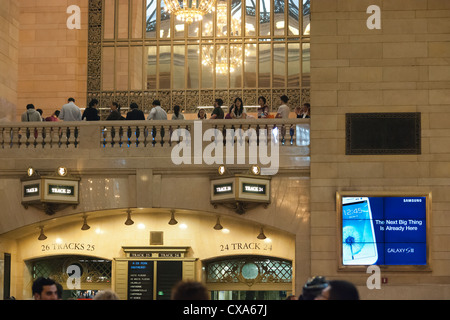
[206,256,292,285]
[27,255,112,287]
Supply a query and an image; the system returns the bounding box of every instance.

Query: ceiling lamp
[213,217,223,230]
[163,0,216,24]
[168,210,178,225]
[125,209,134,226]
[38,227,47,241]
[257,227,267,240]
[81,216,90,231]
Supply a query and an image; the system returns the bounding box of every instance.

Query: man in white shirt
[147,100,167,120]
[60,98,82,121]
[276,95,290,119]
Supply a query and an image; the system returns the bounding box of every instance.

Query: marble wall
[0,0,19,121]
[310,0,450,299]
[17,0,88,121]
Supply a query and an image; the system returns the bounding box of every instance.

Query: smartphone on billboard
[342,197,378,265]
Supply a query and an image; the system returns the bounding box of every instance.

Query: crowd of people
[21,96,311,123]
[27,275,357,301]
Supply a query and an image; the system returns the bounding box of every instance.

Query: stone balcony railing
[0,119,310,172]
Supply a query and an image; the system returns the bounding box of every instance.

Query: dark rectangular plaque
[156,261,182,300]
[346,113,421,155]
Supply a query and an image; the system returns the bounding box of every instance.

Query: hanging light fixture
[81,216,90,231]
[257,227,267,240]
[38,227,47,241]
[163,0,216,24]
[168,210,178,225]
[213,217,223,230]
[201,1,243,74]
[124,209,134,226]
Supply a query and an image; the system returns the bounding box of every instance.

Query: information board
[128,261,154,300]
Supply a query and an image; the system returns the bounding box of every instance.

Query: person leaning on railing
[126,102,145,120]
[106,102,125,120]
[21,104,42,122]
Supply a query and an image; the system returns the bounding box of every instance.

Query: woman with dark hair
[197,108,207,120]
[257,96,269,118]
[172,105,185,120]
[230,97,246,119]
[106,102,125,120]
[82,99,100,121]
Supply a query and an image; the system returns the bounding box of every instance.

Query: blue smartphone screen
[342,199,377,265]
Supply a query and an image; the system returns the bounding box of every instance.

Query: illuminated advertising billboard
[338,193,429,267]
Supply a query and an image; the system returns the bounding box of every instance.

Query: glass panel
[273,43,285,87]
[287,43,300,87]
[131,0,143,38]
[302,42,310,87]
[244,43,256,88]
[216,1,228,37]
[174,22,185,38]
[258,43,271,87]
[159,46,171,89]
[118,0,129,38]
[201,44,214,88]
[147,46,157,89]
[160,0,171,38]
[116,47,129,90]
[104,0,115,39]
[303,0,310,35]
[173,45,185,89]
[202,11,214,37]
[130,46,143,90]
[245,0,256,36]
[188,20,200,37]
[187,45,199,89]
[259,0,271,36]
[230,43,243,88]
[274,0,285,36]
[146,0,157,38]
[216,44,228,88]
[288,0,300,35]
[102,47,115,90]
[231,0,242,36]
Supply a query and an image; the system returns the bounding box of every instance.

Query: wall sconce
[168,210,178,225]
[38,227,47,241]
[257,227,267,240]
[57,166,68,177]
[213,217,223,230]
[124,209,134,226]
[251,165,261,175]
[81,216,90,231]
[27,167,38,177]
[218,165,226,175]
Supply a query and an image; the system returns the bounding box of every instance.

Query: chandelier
[163,0,217,24]
[201,1,243,74]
